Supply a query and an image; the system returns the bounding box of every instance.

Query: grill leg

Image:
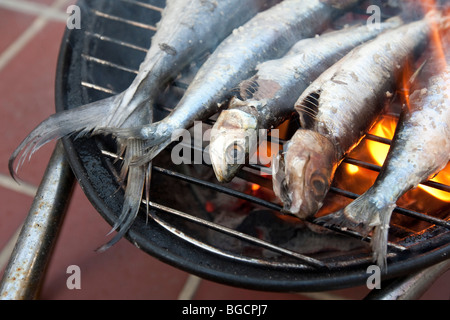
[364,258,450,300]
[0,142,75,300]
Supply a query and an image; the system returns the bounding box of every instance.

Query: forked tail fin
[9,94,120,180]
[96,139,147,252]
[316,191,396,270]
[97,119,177,167]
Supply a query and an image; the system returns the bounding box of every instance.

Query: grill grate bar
[80,81,117,95]
[344,158,450,193]
[153,166,283,212]
[81,54,139,74]
[84,31,149,52]
[91,9,158,31]
[100,149,408,252]
[120,0,164,12]
[328,187,450,229]
[151,164,409,251]
[147,200,326,268]
[147,139,450,231]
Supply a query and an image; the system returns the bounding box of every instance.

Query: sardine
[11,0,277,250]
[271,15,437,223]
[209,18,403,183]
[9,0,277,175]
[103,0,362,166]
[318,64,450,268]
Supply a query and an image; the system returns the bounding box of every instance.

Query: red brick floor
[0,0,448,300]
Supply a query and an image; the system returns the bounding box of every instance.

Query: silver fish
[271,15,437,222]
[9,0,276,175]
[104,0,362,166]
[318,63,450,268]
[209,18,403,183]
[11,0,276,250]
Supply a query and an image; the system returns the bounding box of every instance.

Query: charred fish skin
[9,0,275,177]
[209,18,403,183]
[272,15,435,221]
[319,65,450,269]
[105,0,362,165]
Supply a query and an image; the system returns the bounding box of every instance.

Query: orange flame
[367,116,397,167]
[364,116,450,202]
[421,0,448,70]
[358,1,450,202]
[420,164,450,202]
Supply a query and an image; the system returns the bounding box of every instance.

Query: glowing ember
[346,163,359,175]
[205,201,215,213]
[251,183,261,192]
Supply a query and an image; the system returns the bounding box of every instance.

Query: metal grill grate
[56,0,450,291]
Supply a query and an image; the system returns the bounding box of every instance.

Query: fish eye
[311,173,328,199]
[226,143,244,164]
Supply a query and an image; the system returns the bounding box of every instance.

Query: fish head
[272,129,337,219]
[210,103,259,182]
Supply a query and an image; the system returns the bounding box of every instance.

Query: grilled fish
[103,0,362,166]
[271,15,437,223]
[209,18,403,183]
[9,0,277,175]
[318,63,450,268]
[10,0,277,250]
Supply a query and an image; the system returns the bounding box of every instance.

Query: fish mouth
[272,152,305,217]
[281,196,302,216]
[210,139,250,182]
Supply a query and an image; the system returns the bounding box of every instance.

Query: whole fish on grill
[10,0,279,250]
[10,0,277,173]
[208,17,403,183]
[102,0,363,166]
[318,63,450,268]
[271,14,438,227]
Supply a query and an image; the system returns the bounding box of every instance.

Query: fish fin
[371,210,394,270]
[317,193,395,269]
[130,138,173,167]
[9,95,119,180]
[95,119,174,159]
[96,139,146,252]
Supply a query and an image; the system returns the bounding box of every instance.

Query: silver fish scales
[104,0,362,166]
[208,17,403,183]
[271,14,438,229]
[319,62,450,269]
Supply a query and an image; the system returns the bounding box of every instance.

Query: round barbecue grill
[55,0,450,292]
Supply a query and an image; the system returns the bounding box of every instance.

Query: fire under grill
[56,0,450,291]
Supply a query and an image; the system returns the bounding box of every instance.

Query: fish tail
[9,95,118,180]
[96,139,146,252]
[317,191,396,269]
[98,119,176,166]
